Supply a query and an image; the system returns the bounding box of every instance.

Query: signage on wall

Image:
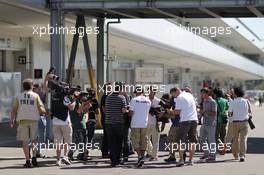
[112,61,134,70]
[34,69,43,79]
[18,56,26,64]
[135,67,163,83]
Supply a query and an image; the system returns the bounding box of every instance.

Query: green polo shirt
[215,97,229,124]
[69,100,87,130]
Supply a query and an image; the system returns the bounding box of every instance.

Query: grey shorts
[177,121,198,143]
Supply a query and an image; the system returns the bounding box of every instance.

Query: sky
[241,18,264,40]
[223,18,264,50]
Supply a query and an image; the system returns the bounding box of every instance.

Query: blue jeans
[45,116,53,141]
[200,125,216,158]
[38,116,46,154]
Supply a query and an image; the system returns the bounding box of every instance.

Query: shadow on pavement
[0,165,26,170]
[247,137,264,154]
[0,157,24,161]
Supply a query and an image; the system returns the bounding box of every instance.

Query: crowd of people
[9,74,253,168]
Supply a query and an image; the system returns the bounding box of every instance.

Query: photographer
[120,88,133,163]
[164,92,180,163]
[68,93,92,161]
[86,88,99,157]
[43,73,74,166]
[146,87,161,161]
[167,87,198,167]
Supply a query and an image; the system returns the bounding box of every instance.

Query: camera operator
[86,88,99,157]
[167,87,198,167]
[146,86,161,161]
[43,73,74,166]
[164,92,180,163]
[120,87,133,163]
[68,93,92,161]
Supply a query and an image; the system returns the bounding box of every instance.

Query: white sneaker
[62,156,71,165]
[56,159,62,166]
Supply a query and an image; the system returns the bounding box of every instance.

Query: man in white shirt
[146,87,160,161]
[129,86,151,168]
[167,87,198,167]
[228,87,250,162]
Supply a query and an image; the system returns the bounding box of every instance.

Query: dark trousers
[105,124,124,164]
[216,123,227,144]
[87,120,96,143]
[122,125,129,158]
[68,129,87,159]
[101,124,109,156]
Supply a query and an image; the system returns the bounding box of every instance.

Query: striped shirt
[105,92,127,125]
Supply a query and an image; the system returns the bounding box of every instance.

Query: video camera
[46,67,60,81]
[78,88,96,102]
[47,67,82,97]
[149,95,172,124]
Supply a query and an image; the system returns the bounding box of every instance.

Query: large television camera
[47,67,81,97]
[78,88,96,102]
[47,67,95,121]
[149,94,172,131]
[47,67,95,100]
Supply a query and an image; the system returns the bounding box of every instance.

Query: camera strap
[246,100,252,115]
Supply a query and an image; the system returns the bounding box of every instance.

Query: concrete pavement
[0,105,264,175]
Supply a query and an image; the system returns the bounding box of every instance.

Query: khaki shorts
[131,128,148,150]
[17,120,38,141]
[53,125,72,145]
[168,126,179,143]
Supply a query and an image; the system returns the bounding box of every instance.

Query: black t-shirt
[100,95,107,113]
[100,94,108,125]
[88,98,99,120]
[50,91,68,121]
